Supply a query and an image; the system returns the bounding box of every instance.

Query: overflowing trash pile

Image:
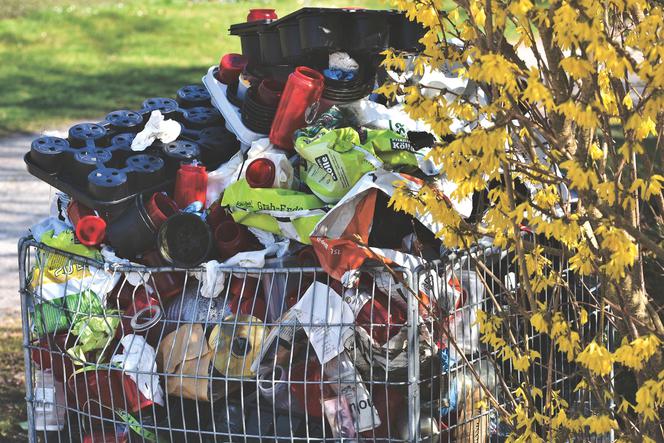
[21,7,518,443]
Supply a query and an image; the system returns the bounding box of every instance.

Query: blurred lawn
[0,0,383,137]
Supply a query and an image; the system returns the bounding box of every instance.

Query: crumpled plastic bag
[363,129,419,171]
[197,232,290,298]
[329,51,359,73]
[309,170,472,286]
[206,138,295,207]
[111,335,165,406]
[29,224,118,302]
[239,138,294,189]
[221,179,327,244]
[66,304,120,363]
[131,110,181,152]
[295,127,381,203]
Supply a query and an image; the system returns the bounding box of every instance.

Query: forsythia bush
[382,0,664,440]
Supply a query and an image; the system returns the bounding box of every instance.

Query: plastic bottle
[34,370,66,431]
[245,158,276,188]
[269,67,324,151]
[174,162,208,209]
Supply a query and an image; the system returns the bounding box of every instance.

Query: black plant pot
[298,11,344,51]
[30,136,68,173]
[157,213,212,267]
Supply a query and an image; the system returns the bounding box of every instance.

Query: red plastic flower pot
[245,158,276,188]
[144,192,179,229]
[75,215,106,246]
[228,274,264,319]
[31,333,75,383]
[247,8,277,21]
[139,250,185,303]
[257,79,284,108]
[67,200,96,226]
[206,204,233,232]
[68,369,152,419]
[361,385,403,439]
[83,429,129,443]
[214,220,252,261]
[116,289,161,343]
[218,53,249,85]
[289,358,327,418]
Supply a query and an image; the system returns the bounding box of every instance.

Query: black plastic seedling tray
[230,8,417,69]
[26,84,240,218]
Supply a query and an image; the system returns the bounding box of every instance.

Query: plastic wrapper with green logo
[33,290,105,335]
[363,129,419,172]
[295,127,381,203]
[221,179,327,244]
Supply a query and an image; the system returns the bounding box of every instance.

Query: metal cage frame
[18,236,611,442]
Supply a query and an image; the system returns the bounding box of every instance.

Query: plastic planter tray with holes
[25,85,240,217]
[202,66,266,151]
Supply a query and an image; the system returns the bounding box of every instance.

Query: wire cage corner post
[405,267,421,443]
[19,237,37,443]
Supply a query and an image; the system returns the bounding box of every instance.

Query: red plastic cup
[144,192,179,229]
[75,215,106,246]
[206,204,233,232]
[247,8,277,21]
[214,220,251,261]
[290,358,327,417]
[138,250,185,303]
[355,291,406,345]
[116,289,161,343]
[257,79,284,107]
[269,67,324,151]
[31,333,75,383]
[68,369,152,419]
[227,274,263,317]
[245,158,276,188]
[219,53,249,85]
[174,163,208,209]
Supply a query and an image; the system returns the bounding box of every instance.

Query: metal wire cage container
[18,236,610,442]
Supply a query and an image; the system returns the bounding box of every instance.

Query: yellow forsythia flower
[576,341,613,377]
[584,415,618,434]
[613,335,662,371]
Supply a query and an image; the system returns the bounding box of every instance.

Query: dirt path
[0,132,54,318]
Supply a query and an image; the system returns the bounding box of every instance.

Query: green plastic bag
[33,290,105,335]
[363,129,419,172]
[295,127,381,203]
[221,179,327,244]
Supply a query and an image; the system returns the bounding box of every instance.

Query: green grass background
[0,2,383,440]
[0,0,383,137]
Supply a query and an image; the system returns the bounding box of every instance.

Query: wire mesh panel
[414,241,612,442]
[18,237,610,442]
